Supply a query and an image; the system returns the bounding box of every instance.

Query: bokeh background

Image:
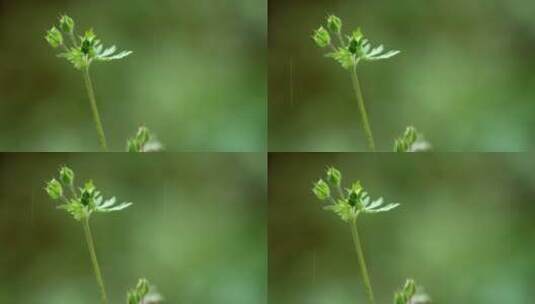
[269,153,534,303]
[0,0,266,151]
[0,153,266,303]
[269,0,535,151]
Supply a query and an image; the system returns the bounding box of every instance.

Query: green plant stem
[350,66,376,151]
[83,67,108,151]
[350,220,375,304]
[83,218,109,304]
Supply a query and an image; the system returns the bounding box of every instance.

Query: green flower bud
[347,182,363,207]
[45,178,63,200]
[127,290,140,304]
[312,179,330,200]
[326,166,342,186]
[136,278,150,297]
[127,278,150,304]
[327,15,342,34]
[394,138,408,152]
[394,279,417,304]
[127,139,140,152]
[45,27,63,48]
[312,26,331,48]
[80,181,96,207]
[81,29,97,55]
[59,15,75,33]
[59,166,74,186]
[403,279,416,297]
[348,28,365,55]
[404,126,417,144]
[394,292,406,304]
[136,126,150,145]
[394,126,419,152]
[127,126,149,152]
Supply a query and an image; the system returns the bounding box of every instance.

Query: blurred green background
[269,153,534,303]
[0,0,266,151]
[0,153,266,303]
[268,0,535,151]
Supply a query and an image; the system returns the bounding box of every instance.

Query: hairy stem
[83,218,109,304]
[83,67,108,151]
[350,220,375,304]
[350,66,376,151]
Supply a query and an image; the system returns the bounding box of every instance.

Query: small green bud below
[326,166,342,186]
[59,166,74,185]
[127,126,163,152]
[59,15,75,33]
[394,139,408,152]
[394,126,427,152]
[403,279,416,296]
[404,126,417,144]
[45,27,63,48]
[394,279,418,304]
[136,126,150,145]
[45,179,63,200]
[312,26,331,48]
[127,278,151,304]
[136,278,150,297]
[327,15,342,34]
[312,179,330,200]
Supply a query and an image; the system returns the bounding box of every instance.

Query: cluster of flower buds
[45,14,132,70]
[44,166,74,200]
[312,14,400,69]
[312,166,399,222]
[45,15,74,48]
[44,165,132,221]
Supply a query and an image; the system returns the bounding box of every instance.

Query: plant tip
[312,179,331,200]
[327,14,342,34]
[45,27,63,48]
[312,26,331,48]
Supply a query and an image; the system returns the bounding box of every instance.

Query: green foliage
[45,15,132,70]
[312,166,399,223]
[44,165,132,221]
[127,278,163,304]
[313,15,400,70]
[394,126,431,152]
[127,126,163,152]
